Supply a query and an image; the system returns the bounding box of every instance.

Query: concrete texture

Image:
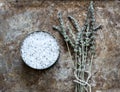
[0,0,120,92]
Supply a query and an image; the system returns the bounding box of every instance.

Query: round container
[20,31,60,70]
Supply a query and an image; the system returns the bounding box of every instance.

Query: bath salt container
[20,31,60,70]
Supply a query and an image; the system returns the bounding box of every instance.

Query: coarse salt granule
[20,31,60,69]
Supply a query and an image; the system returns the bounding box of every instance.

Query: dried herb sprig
[53,1,101,92]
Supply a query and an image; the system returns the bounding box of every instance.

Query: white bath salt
[20,31,60,69]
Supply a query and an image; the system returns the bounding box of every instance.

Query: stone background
[0,0,120,92]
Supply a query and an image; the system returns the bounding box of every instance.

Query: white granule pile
[21,31,60,69]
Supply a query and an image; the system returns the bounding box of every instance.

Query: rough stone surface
[0,0,120,92]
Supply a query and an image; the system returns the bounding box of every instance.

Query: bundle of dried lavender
[53,1,102,92]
